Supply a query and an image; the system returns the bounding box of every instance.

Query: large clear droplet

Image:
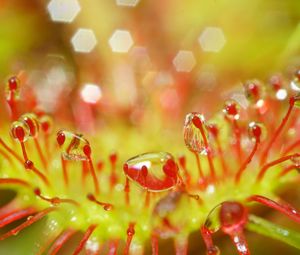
[183,112,208,154]
[219,201,250,255]
[204,203,222,233]
[124,152,178,192]
[57,130,90,161]
[219,201,247,234]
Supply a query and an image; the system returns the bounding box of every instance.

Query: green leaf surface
[247,214,300,250]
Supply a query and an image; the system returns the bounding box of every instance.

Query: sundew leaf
[247,214,300,249]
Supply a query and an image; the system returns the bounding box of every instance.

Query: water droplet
[207,246,220,255]
[10,121,30,142]
[244,80,263,103]
[291,70,300,93]
[219,202,249,254]
[19,113,40,138]
[293,94,300,109]
[183,112,208,154]
[248,122,266,141]
[5,76,21,101]
[204,203,222,233]
[290,155,300,169]
[39,114,53,134]
[56,130,90,161]
[219,201,247,234]
[223,101,240,120]
[104,204,113,211]
[269,74,282,92]
[124,152,178,192]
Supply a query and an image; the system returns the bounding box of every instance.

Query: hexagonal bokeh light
[172,50,196,72]
[109,30,134,53]
[47,0,81,23]
[116,0,140,7]
[198,27,226,53]
[71,28,97,53]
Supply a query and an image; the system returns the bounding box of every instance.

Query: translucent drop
[219,201,247,234]
[39,114,53,134]
[57,130,90,161]
[294,93,300,109]
[5,76,21,101]
[183,112,208,154]
[207,246,220,255]
[124,152,178,192]
[19,113,40,138]
[204,203,222,233]
[243,80,262,103]
[248,122,266,141]
[290,70,300,94]
[290,155,300,169]
[223,100,240,120]
[10,121,30,142]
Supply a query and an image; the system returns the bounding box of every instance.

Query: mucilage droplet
[19,113,40,138]
[183,112,209,155]
[10,121,30,142]
[123,152,178,192]
[223,100,240,120]
[5,76,21,101]
[244,80,263,103]
[248,122,266,142]
[38,114,53,135]
[56,130,90,161]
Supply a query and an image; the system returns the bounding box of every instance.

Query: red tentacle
[73,224,97,255]
[248,195,300,223]
[0,207,56,241]
[0,207,36,228]
[48,229,77,255]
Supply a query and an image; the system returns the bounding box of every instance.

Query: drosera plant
[0,72,299,254]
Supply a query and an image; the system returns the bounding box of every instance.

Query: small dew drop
[244,80,263,103]
[10,121,30,142]
[5,76,21,101]
[183,112,208,154]
[223,101,240,120]
[207,246,220,255]
[291,70,300,92]
[248,122,266,141]
[290,155,300,169]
